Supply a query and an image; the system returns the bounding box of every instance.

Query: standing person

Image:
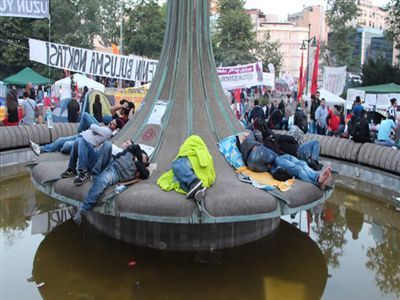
[35,85,44,124]
[352,96,364,118]
[81,86,89,110]
[309,95,320,134]
[387,98,397,121]
[6,85,19,123]
[67,94,80,123]
[26,82,36,100]
[92,94,103,122]
[315,98,328,135]
[21,92,36,125]
[293,81,298,102]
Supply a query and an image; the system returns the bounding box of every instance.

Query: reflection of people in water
[345,207,364,240]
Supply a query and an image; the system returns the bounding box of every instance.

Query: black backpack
[350,117,362,139]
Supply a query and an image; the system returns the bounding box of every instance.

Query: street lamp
[300,24,317,95]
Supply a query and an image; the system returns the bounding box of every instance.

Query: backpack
[350,117,362,139]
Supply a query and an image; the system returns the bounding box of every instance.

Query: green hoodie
[157,135,216,194]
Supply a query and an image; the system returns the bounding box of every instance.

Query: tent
[346,83,400,110]
[81,90,113,117]
[317,88,346,106]
[54,74,105,96]
[2,67,54,85]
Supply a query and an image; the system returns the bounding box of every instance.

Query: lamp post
[300,24,316,96]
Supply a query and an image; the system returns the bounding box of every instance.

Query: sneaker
[73,170,91,186]
[30,140,41,156]
[186,178,203,199]
[194,187,207,202]
[61,168,77,178]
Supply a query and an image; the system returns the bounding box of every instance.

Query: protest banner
[217,62,263,90]
[0,0,49,18]
[29,39,158,82]
[322,66,347,96]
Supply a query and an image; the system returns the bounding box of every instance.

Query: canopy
[352,83,400,94]
[54,74,105,93]
[318,88,346,106]
[2,67,54,85]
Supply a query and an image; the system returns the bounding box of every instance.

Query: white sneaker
[30,140,41,156]
[194,187,207,202]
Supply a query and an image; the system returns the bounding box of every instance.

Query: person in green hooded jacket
[157,135,216,201]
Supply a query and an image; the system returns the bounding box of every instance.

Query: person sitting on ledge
[375,116,398,148]
[73,140,150,225]
[237,132,331,189]
[29,119,123,156]
[157,135,216,201]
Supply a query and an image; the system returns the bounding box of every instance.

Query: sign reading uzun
[0,0,49,19]
[217,62,263,90]
[29,39,158,82]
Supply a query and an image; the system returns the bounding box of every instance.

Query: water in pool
[1,175,399,299]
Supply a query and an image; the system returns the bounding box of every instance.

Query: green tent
[354,83,400,94]
[2,67,54,85]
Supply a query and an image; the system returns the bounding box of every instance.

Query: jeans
[102,115,113,125]
[309,120,316,134]
[275,154,319,185]
[172,157,197,192]
[297,140,320,162]
[92,141,114,175]
[246,146,278,173]
[41,135,77,153]
[375,139,399,148]
[68,136,98,172]
[316,124,326,135]
[80,163,120,214]
[78,112,99,133]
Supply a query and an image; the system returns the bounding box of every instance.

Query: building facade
[354,0,388,30]
[257,23,309,77]
[288,5,328,42]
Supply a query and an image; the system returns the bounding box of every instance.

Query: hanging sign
[217,62,263,90]
[0,0,49,19]
[29,38,158,82]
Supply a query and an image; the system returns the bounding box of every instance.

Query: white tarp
[315,88,346,106]
[217,62,263,90]
[0,0,49,19]
[54,74,105,99]
[323,66,347,96]
[29,38,158,82]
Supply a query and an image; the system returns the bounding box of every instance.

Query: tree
[124,0,166,59]
[212,0,257,66]
[255,31,283,76]
[326,0,359,71]
[361,56,400,86]
[97,0,121,47]
[386,0,400,60]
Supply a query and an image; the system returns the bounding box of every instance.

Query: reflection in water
[32,220,327,300]
[1,176,400,299]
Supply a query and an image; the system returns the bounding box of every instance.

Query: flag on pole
[111,43,120,54]
[298,52,304,100]
[311,40,320,95]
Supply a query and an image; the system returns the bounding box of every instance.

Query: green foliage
[326,0,359,71]
[361,56,400,86]
[386,0,400,60]
[255,31,283,76]
[124,0,166,59]
[212,0,257,66]
[97,0,121,47]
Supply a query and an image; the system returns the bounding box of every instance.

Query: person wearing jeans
[39,135,77,154]
[157,135,216,200]
[78,112,100,133]
[297,140,320,163]
[72,140,150,225]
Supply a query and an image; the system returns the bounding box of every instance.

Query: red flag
[311,40,320,95]
[298,52,304,100]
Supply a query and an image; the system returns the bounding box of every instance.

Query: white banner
[0,0,49,18]
[323,66,347,96]
[346,88,365,109]
[262,72,275,88]
[29,39,158,82]
[217,62,263,90]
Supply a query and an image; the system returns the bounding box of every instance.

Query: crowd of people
[234,89,399,149]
